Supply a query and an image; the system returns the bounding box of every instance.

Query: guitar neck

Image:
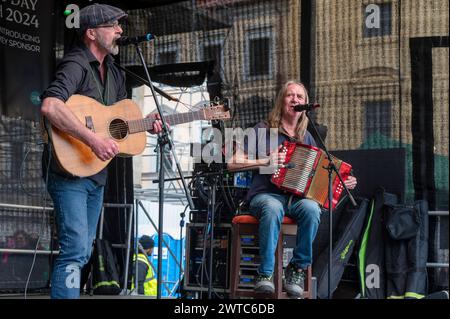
[127,110,205,133]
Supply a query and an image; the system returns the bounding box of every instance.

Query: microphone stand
[304,111,356,299]
[133,43,195,299]
[205,169,219,299]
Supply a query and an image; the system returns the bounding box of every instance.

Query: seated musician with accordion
[227,80,357,298]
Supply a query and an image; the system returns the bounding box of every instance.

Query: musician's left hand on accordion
[267,144,287,168]
[344,176,357,190]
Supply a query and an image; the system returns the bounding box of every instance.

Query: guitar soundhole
[109,119,128,140]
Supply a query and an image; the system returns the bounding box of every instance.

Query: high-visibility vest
[131,253,157,296]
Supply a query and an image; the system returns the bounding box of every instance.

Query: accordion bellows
[271,141,352,209]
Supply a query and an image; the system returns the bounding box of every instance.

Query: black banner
[0,0,55,121]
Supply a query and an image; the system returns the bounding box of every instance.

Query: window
[245,28,273,79]
[364,100,392,139]
[200,33,225,79]
[363,3,392,37]
[158,51,177,65]
[203,43,222,75]
[156,42,179,65]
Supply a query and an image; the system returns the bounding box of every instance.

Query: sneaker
[284,263,305,298]
[254,273,275,294]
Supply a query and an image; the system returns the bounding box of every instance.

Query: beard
[96,33,119,55]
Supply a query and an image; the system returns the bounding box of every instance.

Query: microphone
[116,33,155,46]
[293,103,320,112]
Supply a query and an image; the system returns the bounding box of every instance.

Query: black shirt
[245,121,317,201]
[41,43,127,185]
[132,258,151,295]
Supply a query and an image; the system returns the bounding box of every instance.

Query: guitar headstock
[202,98,231,121]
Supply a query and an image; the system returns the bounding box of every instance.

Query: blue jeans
[47,173,104,299]
[249,193,321,275]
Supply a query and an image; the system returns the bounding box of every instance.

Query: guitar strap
[89,63,110,106]
[40,115,50,144]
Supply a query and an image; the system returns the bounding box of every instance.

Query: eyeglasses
[96,21,122,30]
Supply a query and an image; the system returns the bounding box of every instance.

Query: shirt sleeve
[41,61,85,103]
[304,131,317,147]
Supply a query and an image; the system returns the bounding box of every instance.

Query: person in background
[131,235,157,296]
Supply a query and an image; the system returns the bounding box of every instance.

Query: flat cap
[79,3,127,33]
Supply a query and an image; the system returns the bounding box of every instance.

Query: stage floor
[0,292,166,299]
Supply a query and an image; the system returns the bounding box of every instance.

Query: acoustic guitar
[49,94,230,177]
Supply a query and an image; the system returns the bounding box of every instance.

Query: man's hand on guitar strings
[146,113,169,134]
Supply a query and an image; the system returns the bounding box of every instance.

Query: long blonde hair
[267,80,310,142]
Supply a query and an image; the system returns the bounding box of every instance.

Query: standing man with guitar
[40,4,163,299]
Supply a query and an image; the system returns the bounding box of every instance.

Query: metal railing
[427,210,449,269]
[135,199,184,297]
[0,202,135,295]
[1,204,446,295]
[0,203,55,255]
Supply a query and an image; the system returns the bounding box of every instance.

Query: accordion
[271,141,352,209]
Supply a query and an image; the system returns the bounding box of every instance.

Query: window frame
[363,100,393,140]
[155,41,180,65]
[244,27,274,81]
[199,34,225,79]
